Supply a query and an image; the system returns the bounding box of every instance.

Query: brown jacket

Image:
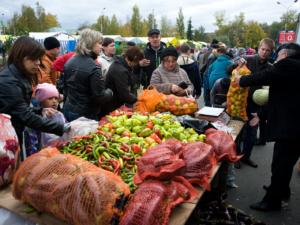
[38,53,60,84]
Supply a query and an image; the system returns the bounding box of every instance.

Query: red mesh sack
[156,94,198,116]
[179,142,217,190]
[226,65,251,121]
[13,147,130,225]
[0,114,20,188]
[134,140,186,184]
[119,177,198,225]
[205,128,242,162]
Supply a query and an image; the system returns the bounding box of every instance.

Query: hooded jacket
[142,41,167,87]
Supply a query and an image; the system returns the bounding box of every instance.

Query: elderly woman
[0,36,69,159]
[63,28,113,121]
[150,46,194,96]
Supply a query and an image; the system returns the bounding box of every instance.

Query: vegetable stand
[0,119,244,225]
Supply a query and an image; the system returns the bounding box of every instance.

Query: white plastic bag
[61,117,99,142]
[0,114,20,187]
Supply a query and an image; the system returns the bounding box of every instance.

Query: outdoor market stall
[0,89,244,225]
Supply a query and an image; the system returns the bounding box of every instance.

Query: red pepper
[147,121,154,129]
[120,143,130,152]
[132,144,141,154]
[150,133,162,143]
[109,159,121,174]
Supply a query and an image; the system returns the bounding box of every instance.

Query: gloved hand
[63,123,71,133]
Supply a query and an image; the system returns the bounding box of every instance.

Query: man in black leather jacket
[63,29,113,121]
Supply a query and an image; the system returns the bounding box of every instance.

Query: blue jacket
[207,54,233,90]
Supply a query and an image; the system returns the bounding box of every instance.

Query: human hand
[237,58,247,67]
[171,84,181,94]
[42,108,58,117]
[249,113,259,127]
[139,59,151,67]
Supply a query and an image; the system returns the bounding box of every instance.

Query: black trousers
[263,140,300,206]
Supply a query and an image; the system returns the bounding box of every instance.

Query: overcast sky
[1,0,299,32]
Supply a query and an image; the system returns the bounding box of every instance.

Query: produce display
[205,128,242,162]
[156,94,198,116]
[61,111,206,191]
[134,139,216,190]
[252,88,269,106]
[119,177,198,225]
[13,147,130,225]
[226,65,251,121]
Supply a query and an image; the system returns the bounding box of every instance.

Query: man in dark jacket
[141,28,167,88]
[234,38,274,168]
[104,46,144,115]
[237,43,300,211]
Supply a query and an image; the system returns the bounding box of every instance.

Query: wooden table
[0,120,244,225]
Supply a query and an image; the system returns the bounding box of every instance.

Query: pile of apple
[226,65,251,121]
[156,94,198,116]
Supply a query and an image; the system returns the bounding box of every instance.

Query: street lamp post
[101,7,106,34]
[276,0,298,43]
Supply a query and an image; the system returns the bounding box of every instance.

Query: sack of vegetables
[156,94,198,116]
[226,65,251,121]
[13,147,130,225]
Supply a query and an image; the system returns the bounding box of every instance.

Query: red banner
[278,31,296,44]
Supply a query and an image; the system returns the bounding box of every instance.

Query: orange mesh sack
[13,147,130,225]
[134,86,165,113]
[156,94,198,116]
[0,114,20,188]
[226,65,251,121]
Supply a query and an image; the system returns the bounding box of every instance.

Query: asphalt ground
[226,142,300,225]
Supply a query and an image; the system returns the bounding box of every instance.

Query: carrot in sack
[226,65,251,121]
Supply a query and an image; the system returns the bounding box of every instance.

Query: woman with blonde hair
[63,28,113,121]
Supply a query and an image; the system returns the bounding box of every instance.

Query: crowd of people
[0,27,300,213]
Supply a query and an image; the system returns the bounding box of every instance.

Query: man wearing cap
[38,36,61,85]
[141,28,167,88]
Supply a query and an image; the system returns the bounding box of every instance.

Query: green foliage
[186,17,193,40]
[193,26,209,42]
[245,21,266,48]
[131,5,143,36]
[147,13,157,30]
[6,2,60,35]
[176,8,185,38]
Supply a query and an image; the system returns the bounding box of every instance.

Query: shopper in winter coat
[0,36,69,158]
[104,46,144,115]
[177,43,202,97]
[207,46,233,90]
[38,36,61,84]
[236,43,300,212]
[97,37,116,79]
[141,29,167,87]
[63,29,113,121]
[150,46,194,96]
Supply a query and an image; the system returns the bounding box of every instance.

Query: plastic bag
[61,117,98,142]
[134,86,165,113]
[176,115,214,134]
[226,65,251,121]
[0,114,20,187]
[156,94,198,116]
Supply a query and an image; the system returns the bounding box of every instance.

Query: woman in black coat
[104,46,144,115]
[237,43,300,211]
[63,28,113,121]
[0,37,69,158]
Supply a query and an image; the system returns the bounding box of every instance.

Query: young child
[24,83,66,157]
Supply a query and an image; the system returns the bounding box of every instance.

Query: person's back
[210,78,230,108]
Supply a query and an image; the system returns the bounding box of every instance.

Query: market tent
[29,32,77,53]
[123,37,146,45]
[104,35,126,42]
